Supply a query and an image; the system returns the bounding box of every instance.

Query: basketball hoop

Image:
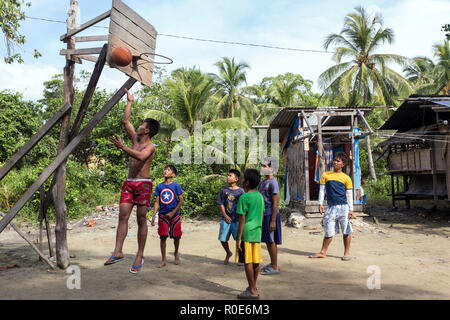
[137,53,173,65]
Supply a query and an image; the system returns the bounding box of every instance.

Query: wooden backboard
[107,0,157,87]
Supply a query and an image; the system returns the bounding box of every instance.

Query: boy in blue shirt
[151,165,184,268]
[259,157,282,275]
[217,169,245,265]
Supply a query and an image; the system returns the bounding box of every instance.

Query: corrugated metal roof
[269,107,373,142]
[377,124,437,148]
[379,95,450,130]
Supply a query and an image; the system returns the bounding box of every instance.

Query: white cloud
[2,0,449,102]
[0,62,60,101]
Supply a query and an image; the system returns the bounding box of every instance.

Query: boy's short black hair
[243,169,261,189]
[144,118,160,138]
[229,169,241,179]
[334,151,348,165]
[165,164,177,175]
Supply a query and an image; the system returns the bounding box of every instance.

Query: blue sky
[1,0,449,101]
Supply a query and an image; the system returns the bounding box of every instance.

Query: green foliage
[442,24,450,41]
[0,90,55,165]
[0,0,40,63]
[363,175,391,206]
[318,6,413,106]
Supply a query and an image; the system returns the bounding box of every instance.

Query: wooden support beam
[300,111,314,134]
[318,126,352,131]
[77,55,99,63]
[74,35,109,42]
[304,137,310,202]
[351,115,356,204]
[317,115,326,177]
[69,44,108,140]
[60,10,111,41]
[0,212,56,269]
[0,78,137,234]
[357,109,374,134]
[365,134,377,181]
[0,103,71,182]
[60,47,104,56]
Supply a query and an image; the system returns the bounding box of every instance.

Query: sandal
[261,264,280,275]
[129,258,144,274]
[104,256,124,266]
[237,288,259,300]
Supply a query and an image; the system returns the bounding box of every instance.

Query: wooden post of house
[303,117,310,202]
[403,175,410,209]
[356,109,376,181]
[54,0,78,269]
[317,115,326,179]
[431,138,439,207]
[350,115,356,203]
[366,134,377,181]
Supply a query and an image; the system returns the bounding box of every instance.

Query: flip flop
[104,256,124,266]
[341,256,352,261]
[261,264,280,275]
[129,258,145,274]
[237,289,259,300]
[262,264,281,272]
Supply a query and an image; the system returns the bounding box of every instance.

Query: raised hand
[110,135,125,149]
[124,88,134,103]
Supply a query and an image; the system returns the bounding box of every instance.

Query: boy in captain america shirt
[151,165,184,267]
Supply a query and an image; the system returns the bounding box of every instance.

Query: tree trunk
[54,0,77,269]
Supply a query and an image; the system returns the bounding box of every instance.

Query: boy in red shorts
[151,165,184,268]
[104,88,160,274]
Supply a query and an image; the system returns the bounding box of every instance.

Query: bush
[0,159,119,223]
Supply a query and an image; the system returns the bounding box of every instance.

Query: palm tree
[403,56,438,95]
[212,57,254,120]
[432,40,450,94]
[144,67,248,162]
[144,67,247,134]
[318,6,413,106]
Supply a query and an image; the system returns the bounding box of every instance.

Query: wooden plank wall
[107,0,157,87]
[286,140,306,203]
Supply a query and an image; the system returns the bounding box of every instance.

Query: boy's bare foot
[157,261,166,268]
[224,251,233,265]
[309,253,326,258]
[174,253,180,265]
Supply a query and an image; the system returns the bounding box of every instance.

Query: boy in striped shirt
[309,152,355,261]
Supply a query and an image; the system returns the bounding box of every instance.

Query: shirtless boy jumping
[104,88,160,274]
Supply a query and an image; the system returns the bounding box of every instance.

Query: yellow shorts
[236,241,262,264]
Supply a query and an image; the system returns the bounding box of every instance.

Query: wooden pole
[351,115,356,204]
[366,134,377,181]
[303,118,310,202]
[54,0,78,269]
[317,115,326,177]
[0,212,56,269]
[431,141,439,207]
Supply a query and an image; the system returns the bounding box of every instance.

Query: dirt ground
[1,205,449,300]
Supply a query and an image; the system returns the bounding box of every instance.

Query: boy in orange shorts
[236,169,265,300]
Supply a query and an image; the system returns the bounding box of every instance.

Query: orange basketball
[111,47,132,67]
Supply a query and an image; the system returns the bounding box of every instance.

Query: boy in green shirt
[236,169,265,300]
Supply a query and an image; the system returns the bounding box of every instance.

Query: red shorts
[119,179,153,207]
[158,214,182,239]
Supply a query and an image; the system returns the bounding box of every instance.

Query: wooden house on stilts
[269,107,374,224]
[377,95,450,208]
